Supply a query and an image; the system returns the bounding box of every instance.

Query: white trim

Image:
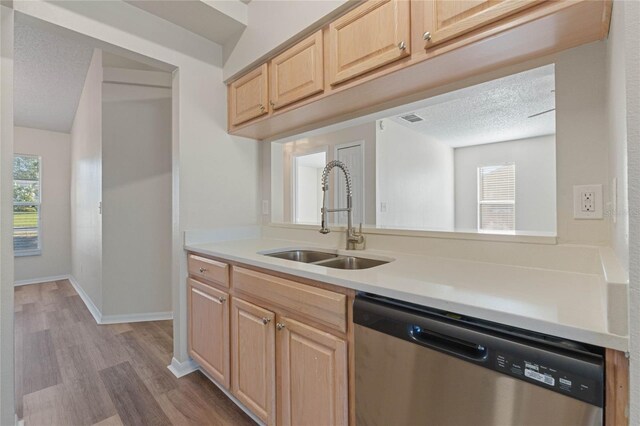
[68,275,173,325]
[167,357,199,378]
[68,275,102,324]
[100,311,173,324]
[14,274,69,286]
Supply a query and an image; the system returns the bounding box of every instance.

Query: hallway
[15,280,254,426]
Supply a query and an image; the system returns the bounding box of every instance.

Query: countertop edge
[185,242,629,353]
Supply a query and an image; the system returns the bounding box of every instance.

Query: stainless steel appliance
[354,293,604,426]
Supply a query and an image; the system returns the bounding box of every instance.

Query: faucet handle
[358,223,363,234]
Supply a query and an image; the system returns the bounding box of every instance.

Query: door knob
[423,31,432,41]
[398,41,407,50]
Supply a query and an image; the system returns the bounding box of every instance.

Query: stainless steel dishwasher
[354,293,604,426]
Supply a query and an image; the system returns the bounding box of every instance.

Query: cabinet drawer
[188,254,229,287]
[232,267,347,333]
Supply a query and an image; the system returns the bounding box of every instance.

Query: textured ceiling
[14,18,94,133]
[389,65,556,148]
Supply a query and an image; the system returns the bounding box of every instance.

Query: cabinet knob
[218,296,227,303]
[262,317,271,325]
[259,104,266,112]
[398,41,407,51]
[276,322,286,331]
[423,31,432,41]
[199,267,208,273]
[270,100,275,108]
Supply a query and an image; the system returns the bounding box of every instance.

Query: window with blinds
[478,163,515,231]
[14,154,41,256]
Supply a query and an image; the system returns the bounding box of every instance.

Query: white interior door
[294,151,326,224]
[335,142,364,225]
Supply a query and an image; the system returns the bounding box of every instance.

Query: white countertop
[185,237,629,351]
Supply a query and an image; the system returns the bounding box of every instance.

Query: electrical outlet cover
[573,184,603,219]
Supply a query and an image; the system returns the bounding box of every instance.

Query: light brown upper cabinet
[269,31,324,110]
[420,0,543,48]
[187,279,230,388]
[328,0,411,86]
[231,297,276,425]
[229,63,269,126]
[277,316,348,426]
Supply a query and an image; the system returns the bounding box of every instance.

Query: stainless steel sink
[262,249,390,270]
[314,256,389,270]
[264,250,338,263]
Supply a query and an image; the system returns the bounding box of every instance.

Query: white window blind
[13,154,41,255]
[478,163,515,231]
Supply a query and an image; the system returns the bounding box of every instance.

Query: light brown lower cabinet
[277,316,348,426]
[231,297,277,425]
[187,278,230,388]
[230,298,348,426]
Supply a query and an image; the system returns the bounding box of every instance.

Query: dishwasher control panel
[494,351,601,406]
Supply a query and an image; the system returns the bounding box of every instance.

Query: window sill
[15,250,42,258]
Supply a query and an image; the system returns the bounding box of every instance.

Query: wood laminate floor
[15,280,255,426]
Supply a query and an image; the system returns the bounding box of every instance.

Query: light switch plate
[573,184,603,219]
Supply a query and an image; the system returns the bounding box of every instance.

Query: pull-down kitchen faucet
[319,160,365,250]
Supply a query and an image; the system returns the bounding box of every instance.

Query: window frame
[477,162,516,232]
[13,153,42,257]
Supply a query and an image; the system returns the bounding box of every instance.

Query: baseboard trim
[68,275,103,325]
[101,311,173,324]
[68,275,172,325]
[14,274,71,287]
[167,357,199,378]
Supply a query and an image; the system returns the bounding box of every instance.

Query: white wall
[454,135,556,233]
[223,0,350,80]
[606,2,629,271]
[376,119,454,230]
[0,5,14,424]
[554,42,610,245]
[14,127,71,282]
[70,48,103,312]
[618,0,640,423]
[13,0,261,366]
[101,83,172,317]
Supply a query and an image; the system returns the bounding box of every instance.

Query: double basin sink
[263,249,390,270]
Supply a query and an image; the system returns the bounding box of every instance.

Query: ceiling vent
[399,113,424,123]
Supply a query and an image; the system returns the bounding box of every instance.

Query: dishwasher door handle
[409,325,489,361]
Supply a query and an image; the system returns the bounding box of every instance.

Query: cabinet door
[229,63,269,126]
[188,279,230,388]
[421,0,542,48]
[270,30,324,110]
[231,298,276,425]
[277,317,348,426]
[329,0,410,86]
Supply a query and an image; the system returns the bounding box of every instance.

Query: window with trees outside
[478,163,515,232]
[14,154,41,256]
